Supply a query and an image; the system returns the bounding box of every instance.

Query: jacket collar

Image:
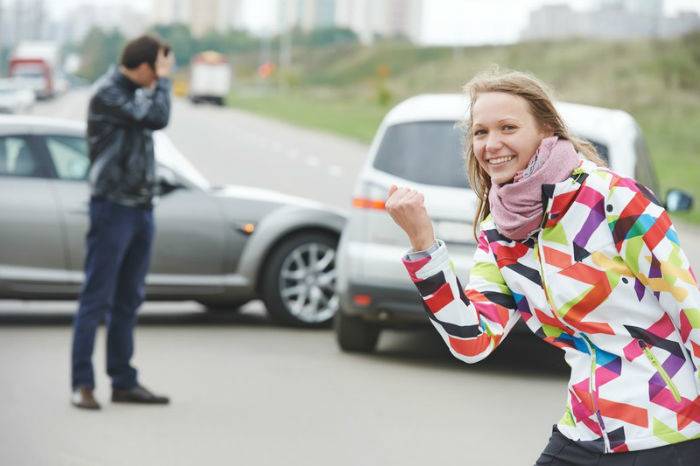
[113,69,141,93]
[541,158,599,230]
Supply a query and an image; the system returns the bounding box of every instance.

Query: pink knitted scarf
[488,136,580,241]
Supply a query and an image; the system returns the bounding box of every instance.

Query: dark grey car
[0,115,346,326]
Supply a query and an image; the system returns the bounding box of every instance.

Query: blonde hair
[463,68,607,240]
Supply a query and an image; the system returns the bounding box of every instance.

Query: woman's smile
[486,155,516,165]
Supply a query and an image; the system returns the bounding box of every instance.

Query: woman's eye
[503,125,516,131]
[474,129,486,136]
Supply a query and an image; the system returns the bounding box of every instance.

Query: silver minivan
[335,94,693,352]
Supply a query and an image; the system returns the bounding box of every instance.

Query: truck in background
[189,51,232,106]
[8,41,62,100]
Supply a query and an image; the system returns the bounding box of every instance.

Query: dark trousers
[71,197,154,390]
[535,426,700,465]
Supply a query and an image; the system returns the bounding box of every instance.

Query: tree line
[69,24,361,82]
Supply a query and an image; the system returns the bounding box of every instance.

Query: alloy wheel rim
[278,242,338,323]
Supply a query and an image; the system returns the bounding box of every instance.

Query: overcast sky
[45,0,700,45]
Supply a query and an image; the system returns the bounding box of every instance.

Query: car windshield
[13,64,44,79]
[153,132,211,190]
[373,121,469,188]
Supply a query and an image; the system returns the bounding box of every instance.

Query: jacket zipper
[581,334,611,452]
[638,339,682,403]
[535,236,611,452]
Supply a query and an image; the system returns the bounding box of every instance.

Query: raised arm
[386,185,519,363]
[96,78,171,130]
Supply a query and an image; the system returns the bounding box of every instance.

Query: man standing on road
[70,35,173,410]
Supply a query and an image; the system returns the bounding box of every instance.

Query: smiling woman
[384,68,700,465]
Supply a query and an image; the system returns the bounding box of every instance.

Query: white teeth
[488,156,515,165]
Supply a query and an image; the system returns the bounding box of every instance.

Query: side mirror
[157,165,184,195]
[665,189,693,213]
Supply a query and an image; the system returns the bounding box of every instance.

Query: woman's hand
[385,185,435,251]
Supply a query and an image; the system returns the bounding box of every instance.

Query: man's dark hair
[120,35,170,70]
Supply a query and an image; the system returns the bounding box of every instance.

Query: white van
[335,94,693,352]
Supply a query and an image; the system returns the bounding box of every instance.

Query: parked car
[335,94,694,352]
[0,78,36,114]
[0,115,345,327]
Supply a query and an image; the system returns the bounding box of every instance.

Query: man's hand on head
[155,48,174,79]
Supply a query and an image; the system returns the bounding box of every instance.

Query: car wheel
[261,231,339,327]
[334,312,380,353]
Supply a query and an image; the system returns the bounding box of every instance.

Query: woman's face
[471,92,550,185]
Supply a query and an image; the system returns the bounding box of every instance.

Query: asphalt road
[1,89,699,466]
[0,303,567,466]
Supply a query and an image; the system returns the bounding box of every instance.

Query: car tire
[335,312,380,353]
[261,231,339,327]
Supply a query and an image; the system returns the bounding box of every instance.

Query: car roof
[0,114,85,136]
[381,93,639,146]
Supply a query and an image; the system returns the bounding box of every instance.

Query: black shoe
[111,384,170,405]
[71,386,101,410]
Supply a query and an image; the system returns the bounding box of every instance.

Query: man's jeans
[71,197,154,390]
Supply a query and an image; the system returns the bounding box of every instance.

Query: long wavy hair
[463,69,607,240]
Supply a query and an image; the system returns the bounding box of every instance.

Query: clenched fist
[385,184,435,251]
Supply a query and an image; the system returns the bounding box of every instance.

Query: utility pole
[278,2,292,92]
[279,20,292,70]
[0,0,9,76]
[0,0,4,76]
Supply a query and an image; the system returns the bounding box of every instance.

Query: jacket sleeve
[96,78,171,130]
[402,233,520,363]
[606,175,700,370]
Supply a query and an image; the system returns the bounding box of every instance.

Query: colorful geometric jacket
[402,159,700,453]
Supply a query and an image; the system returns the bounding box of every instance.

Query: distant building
[279,0,336,33]
[190,0,219,37]
[153,0,191,25]
[334,0,422,43]
[60,4,149,42]
[152,0,244,37]
[0,0,50,47]
[520,4,582,41]
[661,10,700,38]
[521,0,699,41]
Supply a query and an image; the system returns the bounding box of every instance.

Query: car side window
[0,135,41,178]
[373,121,469,188]
[45,136,90,181]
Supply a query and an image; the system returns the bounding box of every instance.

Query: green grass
[636,106,700,224]
[227,91,387,143]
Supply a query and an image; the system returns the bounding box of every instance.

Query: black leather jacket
[87,70,171,208]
